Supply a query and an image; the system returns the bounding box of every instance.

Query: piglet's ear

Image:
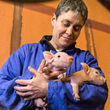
[80,63,90,74]
[43,51,54,63]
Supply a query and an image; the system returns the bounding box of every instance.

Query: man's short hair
[55,0,88,24]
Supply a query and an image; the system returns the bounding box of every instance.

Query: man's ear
[51,13,56,26]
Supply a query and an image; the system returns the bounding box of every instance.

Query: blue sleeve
[47,51,108,110]
[0,45,33,110]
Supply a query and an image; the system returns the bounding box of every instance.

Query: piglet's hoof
[37,102,47,107]
[73,93,80,101]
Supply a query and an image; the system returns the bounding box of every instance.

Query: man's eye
[73,27,81,32]
[63,23,70,27]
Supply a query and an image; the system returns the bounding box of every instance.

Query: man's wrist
[44,81,48,96]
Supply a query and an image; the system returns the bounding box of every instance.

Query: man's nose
[66,27,73,36]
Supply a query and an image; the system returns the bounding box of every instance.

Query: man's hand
[14,59,48,101]
[14,59,67,101]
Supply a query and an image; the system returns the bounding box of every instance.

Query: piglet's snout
[99,77,106,83]
[69,56,74,63]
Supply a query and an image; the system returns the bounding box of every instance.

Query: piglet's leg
[43,107,46,110]
[34,98,47,108]
[57,73,65,79]
[70,82,80,101]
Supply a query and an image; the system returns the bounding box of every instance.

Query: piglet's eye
[95,71,98,74]
[58,55,60,58]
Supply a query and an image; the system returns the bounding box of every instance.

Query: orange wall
[0,0,110,109]
[0,1,14,66]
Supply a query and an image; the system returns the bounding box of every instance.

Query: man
[0,0,108,110]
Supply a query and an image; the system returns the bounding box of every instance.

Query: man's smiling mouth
[62,36,72,41]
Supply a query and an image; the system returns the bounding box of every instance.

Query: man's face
[51,10,84,50]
